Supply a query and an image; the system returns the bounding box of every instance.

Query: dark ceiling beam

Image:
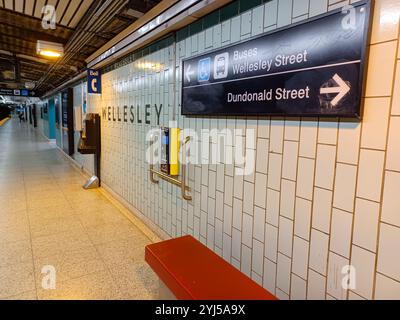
[0,41,36,55]
[14,54,21,82]
[0,38,88,66]
[0,6,75,31]
[0,21,71,44]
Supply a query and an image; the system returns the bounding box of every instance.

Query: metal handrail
[149,135,192,201]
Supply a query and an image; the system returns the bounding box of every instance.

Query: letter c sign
[88,69,102,94]
[91,78,98,93]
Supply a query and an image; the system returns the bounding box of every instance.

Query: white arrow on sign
[320,74,350,107]
[186,64,194,83]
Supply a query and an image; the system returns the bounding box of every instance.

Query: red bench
[145,235,277,300]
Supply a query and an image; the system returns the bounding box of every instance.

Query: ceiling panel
[55,0,69,24]
[0,0,163,95]
[0,0,96,29]
[24,0,35,16]
[69,0,94,28]
[34,0,47,19]
[60,0,82,27]
[15,0,24,13]
[4,0,13,10]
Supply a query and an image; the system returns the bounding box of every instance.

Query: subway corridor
[0,118,158,300]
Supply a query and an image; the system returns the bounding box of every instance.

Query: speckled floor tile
[0,262,36,299]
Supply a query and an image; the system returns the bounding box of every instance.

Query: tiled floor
[0,118,159,300]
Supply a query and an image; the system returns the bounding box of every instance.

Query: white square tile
[350,246,376,300]
[242,213,253,248]
[282,141,299,181]
[254,173,267,208]
[277,253,292,294]
[251,7,264,36]
[353,198,380,252]
[318,121,338,145]
[241,245,252,277]
[243,181,254,215]
[307,269,326,300]
[224,175,233,206]
[291,274,307,300]
[223,204,233,236]
[275,288,289,300]
[377,223,400,281]
[309,229,329,275]
[284,119,300,141]
[312,188,333,234]
[268,153,282,190]
[337,121,361,165]
[214,219,223,248]
[277,0,293,27]
[263,258,277,294]
[292,236,309,280]
[280,179,296,220]
[264,0,278,27]
[330,209,353,258]
[296,158,315,201]
[382,171,400,228]
[370,0,400,44]
[386,117,400,171]
[232,228,241,260]
[253,206,266,242]
[357,149,385,202]
[366,41,398,97]
[299,121,318,158]
[375,273,400,300]
[361,98,391,150]
[333,163,357,212]
[294,197,312,241]
[348,291,366,300]
[240,11,251,36]
[392,62,400,115]
[315,145,336,190]
[293,0,309,17]
[223,234,232,262]
[327,252,349,300]
[201,185,208,212]
[258,119,270,139]
[278,217,294,257]
[233,173,244,200]
[265,223,278,263]
[266,189,280,227]
[256,138,269,174]
[251,272,263,287]
[270,120,284,153]
[252,239,264,275]
[232,198,243,230]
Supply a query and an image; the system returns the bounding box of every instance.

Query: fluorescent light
[38,50,63,58]
[36,40,64,59]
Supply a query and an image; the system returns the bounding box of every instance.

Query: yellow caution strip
[0,117,11,127]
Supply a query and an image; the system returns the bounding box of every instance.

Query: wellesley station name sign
[102,105,163,125]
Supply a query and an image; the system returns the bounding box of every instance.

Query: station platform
[0,118,158,300]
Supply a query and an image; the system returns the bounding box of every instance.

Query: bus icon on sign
[214,53,229,79]
[198,58,211,82]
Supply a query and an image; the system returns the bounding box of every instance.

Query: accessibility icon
[198,58,211,82]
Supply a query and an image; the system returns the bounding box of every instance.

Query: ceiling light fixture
[37,40,64,59]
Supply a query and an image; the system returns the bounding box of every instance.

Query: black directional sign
[182,0,371,118]
[0,88,36,97]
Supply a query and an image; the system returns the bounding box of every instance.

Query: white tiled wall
[72,0,400,300]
